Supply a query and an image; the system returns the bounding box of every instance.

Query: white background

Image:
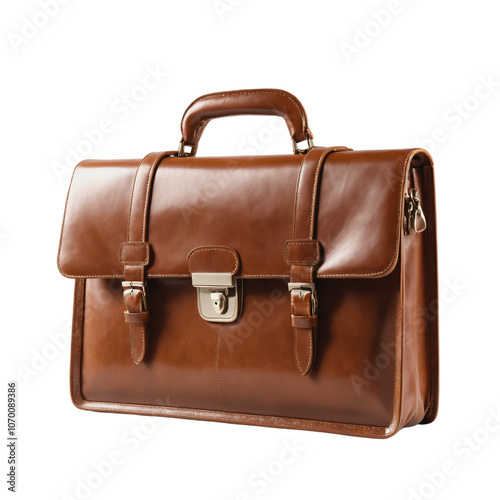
[2,1,499,499]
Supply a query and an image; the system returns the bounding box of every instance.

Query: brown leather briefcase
[57,89,439,438]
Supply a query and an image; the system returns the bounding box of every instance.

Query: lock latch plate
[191,273,240,323]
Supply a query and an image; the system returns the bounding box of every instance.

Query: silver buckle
[288,282,318,315]
[122,281,148,310]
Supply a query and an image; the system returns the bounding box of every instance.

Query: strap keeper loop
[124,310,150,324]
[291,314,318,329]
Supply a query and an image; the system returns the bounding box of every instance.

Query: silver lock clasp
[191,273,241,322]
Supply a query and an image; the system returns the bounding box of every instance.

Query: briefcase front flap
[58,149,428,280]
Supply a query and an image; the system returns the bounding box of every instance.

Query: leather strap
[121,151,176,364]
[286,146,351,375]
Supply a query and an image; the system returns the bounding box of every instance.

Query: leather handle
[179,89,314,155]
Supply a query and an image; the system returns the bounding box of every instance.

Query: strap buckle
[288,282,318,315]
[122,281,148,310]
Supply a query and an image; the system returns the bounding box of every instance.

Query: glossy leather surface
[80,272,399,426]
[60,89,439,437]
[58,149,412,280]
[180,89,313,153]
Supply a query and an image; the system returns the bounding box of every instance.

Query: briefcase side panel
[420,157,439,424]
[399,154,439,428]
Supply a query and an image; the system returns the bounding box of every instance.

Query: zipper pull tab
[404,188,427,235]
